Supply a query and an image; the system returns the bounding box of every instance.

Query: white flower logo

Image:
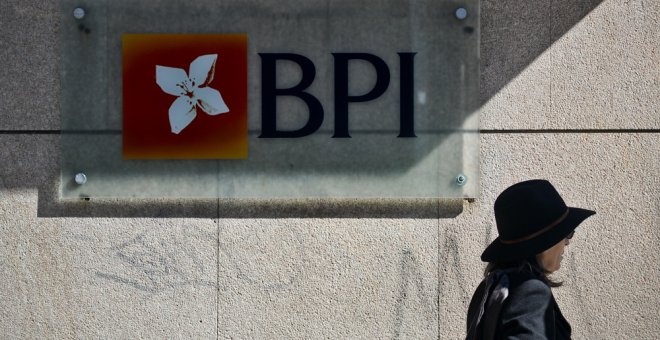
[156,54,229,134]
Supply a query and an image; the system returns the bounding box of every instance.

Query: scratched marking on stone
[440,230,470,299]
[393,249,435,339]
[96,229,216,293]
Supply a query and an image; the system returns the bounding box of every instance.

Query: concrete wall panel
[481,0,659,129]
[0,135,218,338]
[217,219,438,339]
[451,133,660,339]
[0,202,218,338]
[0,0,658,339]
[3,133,657,339]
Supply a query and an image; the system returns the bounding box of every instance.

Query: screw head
[73,7,85,20]
[456,174,467,186]
[74,173,87,185]
[455,7,468,20]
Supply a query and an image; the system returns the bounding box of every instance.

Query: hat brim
[481,207,595,262]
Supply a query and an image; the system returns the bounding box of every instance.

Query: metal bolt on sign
[455,7,468,20]
[74,173,87,185]
[456,174,468,186]
[73,7,85,20]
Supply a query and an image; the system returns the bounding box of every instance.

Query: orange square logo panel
[122,34,247,159]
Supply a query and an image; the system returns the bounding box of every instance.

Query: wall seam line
[479,129,660,134]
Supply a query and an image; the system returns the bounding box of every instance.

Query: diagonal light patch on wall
[479,0,658,131]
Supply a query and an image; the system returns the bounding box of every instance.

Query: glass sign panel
[59,0,480,198]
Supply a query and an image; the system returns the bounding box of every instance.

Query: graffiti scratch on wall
[96,229,216,293]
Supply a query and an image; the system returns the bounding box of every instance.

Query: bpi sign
[123,34,416,160]
[259,52,416,138]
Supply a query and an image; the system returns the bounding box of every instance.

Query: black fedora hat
[481,179,595,262]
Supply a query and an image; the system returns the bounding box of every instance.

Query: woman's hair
[484,257,563,287]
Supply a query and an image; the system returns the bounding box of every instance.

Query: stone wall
[0,0,658,338]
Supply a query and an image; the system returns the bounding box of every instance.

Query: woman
[466,180,595,340]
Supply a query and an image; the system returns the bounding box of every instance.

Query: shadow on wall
[480,0,605,103]
[0,0,605,218]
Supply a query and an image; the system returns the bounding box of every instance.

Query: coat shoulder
[509,275,551,297]
[505,273,553,311]
[498,273,555,339]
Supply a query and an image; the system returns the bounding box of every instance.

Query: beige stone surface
[0,192,218,338]
[0,0,659,339]
[451,133,660,339]
[481,0,660,129]
[0,213,218,339]
[0,135,218,338]
[217,219,439,339]
[3,132,658,339]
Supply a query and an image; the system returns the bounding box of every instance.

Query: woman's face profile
[536,237,570,272]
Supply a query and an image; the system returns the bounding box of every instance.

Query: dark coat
[466,270,572,339]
